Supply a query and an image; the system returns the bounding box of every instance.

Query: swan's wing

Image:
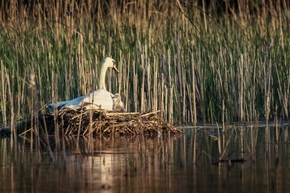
[47,89,114,112]
[82,89,114,110]
[47,98,83,112]
[62,90,113,110]
[62,96,85,109]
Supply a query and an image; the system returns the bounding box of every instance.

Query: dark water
[1,125,290,193]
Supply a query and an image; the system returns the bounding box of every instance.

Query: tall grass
[0,0,290,129]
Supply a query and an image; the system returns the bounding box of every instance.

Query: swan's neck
[99,63,108,90]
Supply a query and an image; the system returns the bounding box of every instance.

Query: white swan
[48,57,120,112]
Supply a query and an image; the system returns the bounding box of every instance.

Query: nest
[35,108,182,137]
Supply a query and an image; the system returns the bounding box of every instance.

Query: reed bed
[0,0,290,133]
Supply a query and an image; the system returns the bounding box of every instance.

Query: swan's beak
[113,64,119,73]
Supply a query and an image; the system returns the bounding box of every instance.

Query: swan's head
[102,57,119,73]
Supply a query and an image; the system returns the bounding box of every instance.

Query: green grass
[0,0,290,128]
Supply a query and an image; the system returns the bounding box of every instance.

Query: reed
[0,0,290,132]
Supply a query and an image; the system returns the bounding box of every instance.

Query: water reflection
[1,125,290,192]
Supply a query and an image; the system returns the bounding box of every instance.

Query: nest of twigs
[38,108,181,137]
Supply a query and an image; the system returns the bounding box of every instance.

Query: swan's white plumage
[64,89,114,110]
[48,57,120,112]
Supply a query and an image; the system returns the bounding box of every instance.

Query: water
[1,125,290,193]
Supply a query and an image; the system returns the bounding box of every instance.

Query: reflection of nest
[63,134,181,155]
[35,108,181,137]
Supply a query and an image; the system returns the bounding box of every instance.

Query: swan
[112,93,125,112]
[47,57,121,112]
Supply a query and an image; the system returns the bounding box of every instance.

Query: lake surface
[1,124,290,193]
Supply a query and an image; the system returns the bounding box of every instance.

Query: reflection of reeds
[2,125,290,192]
[0,0,290,138]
